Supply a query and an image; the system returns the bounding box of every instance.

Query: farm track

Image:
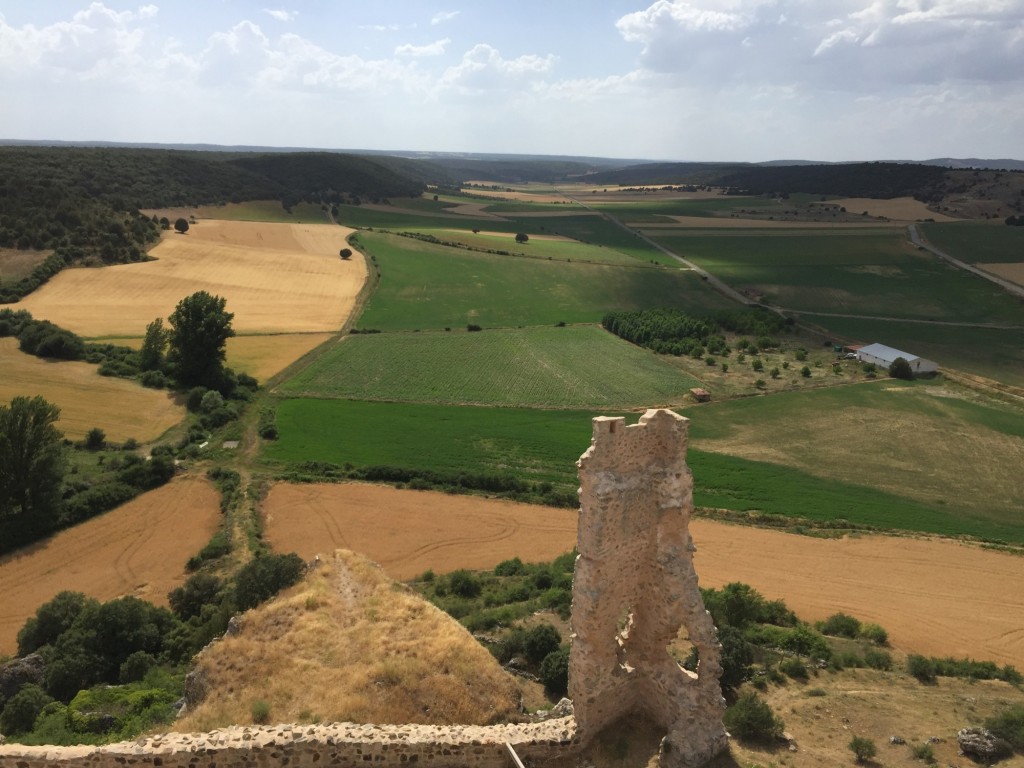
[909,223,1024,300]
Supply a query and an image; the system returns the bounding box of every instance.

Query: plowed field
[0,476,221,655]
[16,220,364,338]
[264,483,1024,667]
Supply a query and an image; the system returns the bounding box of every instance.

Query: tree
[138,317,168,372]
[84,427,106,451]
[339,248,352,260]
[849,735,877,763]
[0,396,65,549]
[167,292,235,389]
[173,218,189,234]
[724,692,784,742]
[524,623,561,665]
[889,356,914,380]
[515,232,529,243]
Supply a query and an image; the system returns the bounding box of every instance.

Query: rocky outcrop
[571,409,728,768]
[958,727,1013,762]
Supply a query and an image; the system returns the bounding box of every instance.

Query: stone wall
[0,720,578,768]
[0,409,726,768]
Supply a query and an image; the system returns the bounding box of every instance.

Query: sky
[1,1,1022,162]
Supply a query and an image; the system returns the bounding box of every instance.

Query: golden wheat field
[0,338,183,441]
[0,476,220,655]
[829,196,957,221]
[264,483,1024,668]
[15,220,365,338]
[978,262,1024,288]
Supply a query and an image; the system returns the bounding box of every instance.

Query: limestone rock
[958,727,1012,762]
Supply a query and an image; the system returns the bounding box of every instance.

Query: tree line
[602,307,789,357]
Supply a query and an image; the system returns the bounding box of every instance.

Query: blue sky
[1,1,1022,161]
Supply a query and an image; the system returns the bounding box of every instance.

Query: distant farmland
[278,325,702,409]
[356,231,729,331]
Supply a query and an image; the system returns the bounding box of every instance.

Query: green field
[402,228,644,266]
[278,325,702,408]
[356,231,730,331]
[921,222,1024,264]
[198,201,330,223]
[263,399,1020,542]
[645,228,1024,324]
[686,382,1024,529]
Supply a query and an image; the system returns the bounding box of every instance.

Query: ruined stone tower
[570,408,728,767]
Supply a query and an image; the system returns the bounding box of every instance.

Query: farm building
[689,387,711,402]
[857,343,938,375]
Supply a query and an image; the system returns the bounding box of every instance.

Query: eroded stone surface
[571,409,728,768]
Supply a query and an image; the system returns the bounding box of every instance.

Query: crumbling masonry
[571,409,728,767]
[0,409,727,768]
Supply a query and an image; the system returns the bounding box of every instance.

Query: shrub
[251,699,271,724]
[985,703,1024,750]
[447,569,482,599]
[819,613,861,638]
[718,626,753,694]
[0,684,53,734]
[724,692,784,742]
[859,623,888,645]
[539,647,569,697]
[751,358,764,372]
[84,427,106,451]
[466,324,482,332]
[863,649,892,671]
[118,651,156,683]
[801,365,812,378]
[168,573,223,620]
[907,654,937,683]
[523,623,561,665]
[794,348,807,361]
[849,735,876,763]
[780,657,809,680]
[911,743,936,764]
[234,553,305,611]
[494,557,526,577]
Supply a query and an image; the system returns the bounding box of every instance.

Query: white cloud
[395,38,450,57]
[263,9,297,23]
[431,11,460,25]
[440,44,556,92]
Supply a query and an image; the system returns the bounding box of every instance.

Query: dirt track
[264,483,1024,667]
[0,476,220,655]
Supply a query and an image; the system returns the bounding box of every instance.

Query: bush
[494,557,526,577]
[251,699,271,724]
[84,427,106,451]
[118,651,156,683]
[819,613,861,638]
[539,647,569,698]
[234,553,306,611]
[724,692,784,742]
[523,623,561,665]
[911,743,936,764]
[168,573,222,620]
[907,654,937,683]
[780,657,809,680]
[985,703,1024,751]
[863,649,892,671]
[801,365,812,378]
[859,623,888,645]
[849,735,876,762]
[447,569,482,599]
[0,683,53,734]
[718,626,753,694]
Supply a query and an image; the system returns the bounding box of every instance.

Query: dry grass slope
[177,550,523,732]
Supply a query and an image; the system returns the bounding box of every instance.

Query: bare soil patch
[0,248,49,282]
[0,338,184,441]
[979,262,1024,288]
[0,475,220,655]
[831,196,957,222]
[15,220,365,337]
[264,483,1024,667]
